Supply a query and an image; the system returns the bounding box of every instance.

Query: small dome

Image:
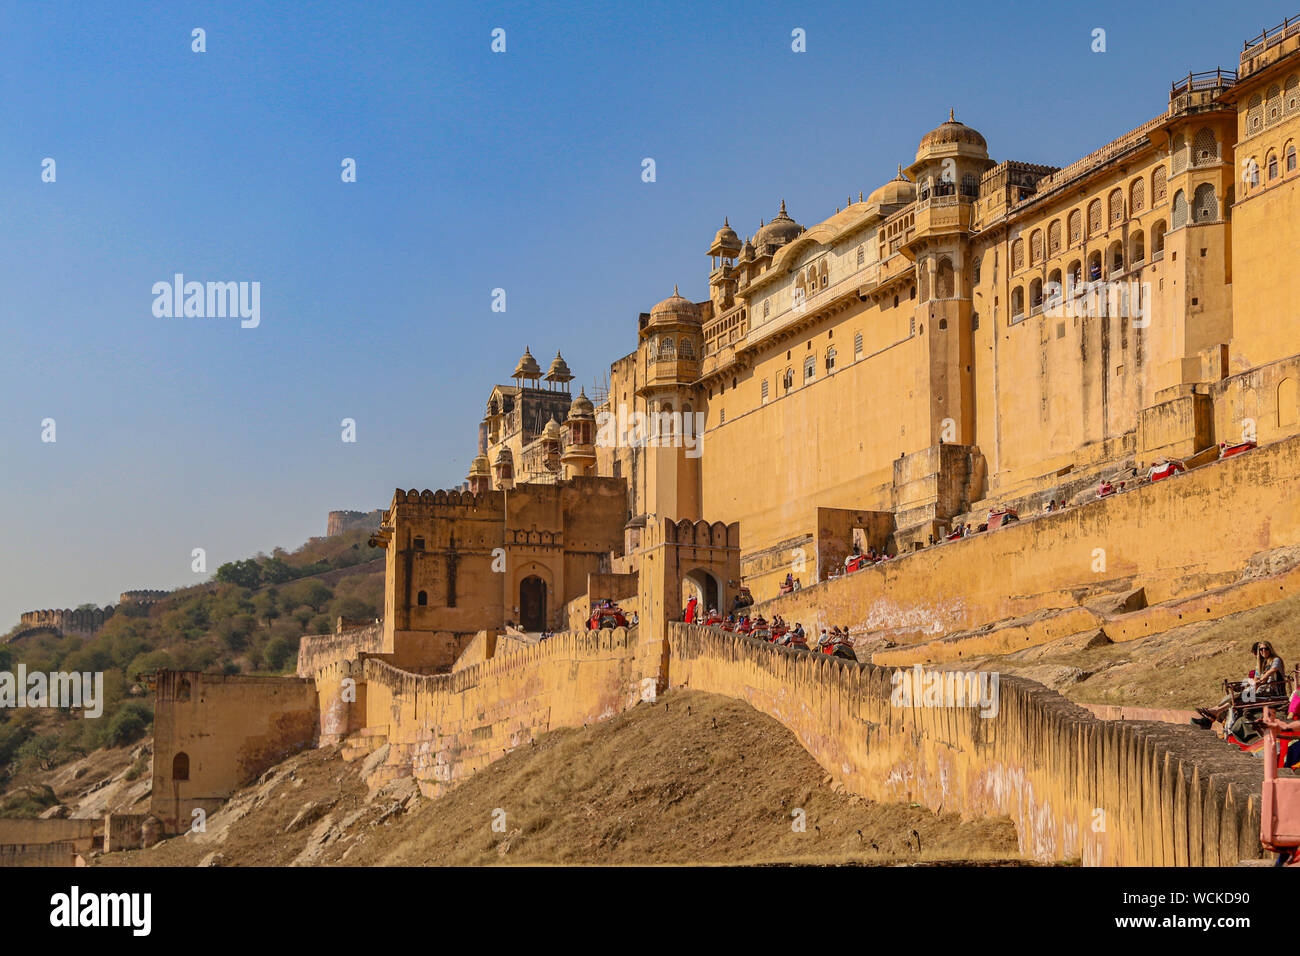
[542,417,562,442]
[512,347,542,380]
[868,165,916,206]
[648,285,700,325]
[544,350,573,383]
[567,388,596,421]
[712,217,741,249]
[493,446,514,466]
[918,109,987,154]
[740,236,755,260]
[753,200,802,252]
[467,454,490,478]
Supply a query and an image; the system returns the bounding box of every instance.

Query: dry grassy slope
[98,690,1020,866]
[956,592,1300,710]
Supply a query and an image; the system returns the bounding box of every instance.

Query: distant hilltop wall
[18,606,115,638]
[327,509,384,537]
[119,589,168,604]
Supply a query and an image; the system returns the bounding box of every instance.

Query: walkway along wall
[362,628,649,795]
[666,623,1263,866]
[743,432,1300,646]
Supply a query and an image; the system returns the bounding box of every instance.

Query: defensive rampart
[666,623,1263,866]
[745,433,1300,647]
[362,628,646,795]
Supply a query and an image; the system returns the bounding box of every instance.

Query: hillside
[0,527,385,803]
[96,690,1021,866]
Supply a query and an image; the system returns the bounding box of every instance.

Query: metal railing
[1244,17,1300,56]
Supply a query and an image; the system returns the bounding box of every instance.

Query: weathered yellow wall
[741,433,1300,645]
[667,624,1262,866]
[151,671,319,832]
[361,629,648,795]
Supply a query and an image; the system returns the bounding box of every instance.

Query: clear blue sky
[0,0,1284,626]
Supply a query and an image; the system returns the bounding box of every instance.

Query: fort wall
[666,624,1262,866]
[741,432,1300,646]
[150,670,318,832]
[361,628,645,795]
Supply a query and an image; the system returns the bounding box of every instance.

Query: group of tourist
[1193,640,1298,743]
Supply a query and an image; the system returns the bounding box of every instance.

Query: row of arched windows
[1242,140,1299,195]
[1008,221,1167,320]
[656,336,696,359]
[1011,164,1172,276]
[1244,74,1300,137]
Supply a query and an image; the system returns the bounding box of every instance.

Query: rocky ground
[95,690,1020,867]
[950,592,1300,712]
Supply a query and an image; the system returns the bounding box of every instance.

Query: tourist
[1194,641,1286,727]
[629,611,639,627]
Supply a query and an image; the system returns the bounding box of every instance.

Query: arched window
[1108,240,1124,277]
[1010,286,1025,318]
[1130,177,1145,213]
[857,245,865,265]
[1171,190,1188,229]
[961,173,978,197]
[1247,94,1263,133]
[1152,166,1167,203]
[936,257,955,299]
[1067,259,1082,290]
[679,337,694,358]
[172,752,190,781]
[1289,143,1298,173]
[1268,85,1283,124]
[1287,75,1300,114]
[1131,230,1145,265]
[803,356,816,382]
[417,590,428,606]
[1193,183,1217,222]
[1068,209,1082,243]
[819,261,828,287]
[1048,220,1062,255]
[1248,157,1261,188]
[1029,229,1043,265]
[1088,250,1103,281]
[1172,133,1187,174]
[1047,269,1063,308]
[825,346,837,371]
[659,336,675,358]
[1087,199,1103,235]
[1192,127,1217,166]
[1152,220,1166,255]
[1268,150,1279,180]
[1011,238,1024,272]
[1029,278,1043,311]
[1108,188,1123,223]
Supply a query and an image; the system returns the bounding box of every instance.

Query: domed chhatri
[753,199,803,252]
[711,217,741,252]
[544,350,573,387]
[868,164,917,207]
[649,285,700,322]
[492,445,514,466]
[542,416,563,442]
[511,346,543,382]
[917,108,988,154]
[566,387,596,421]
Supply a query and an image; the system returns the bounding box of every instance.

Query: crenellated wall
[666,624,1264,866]
[361,628,647,795]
